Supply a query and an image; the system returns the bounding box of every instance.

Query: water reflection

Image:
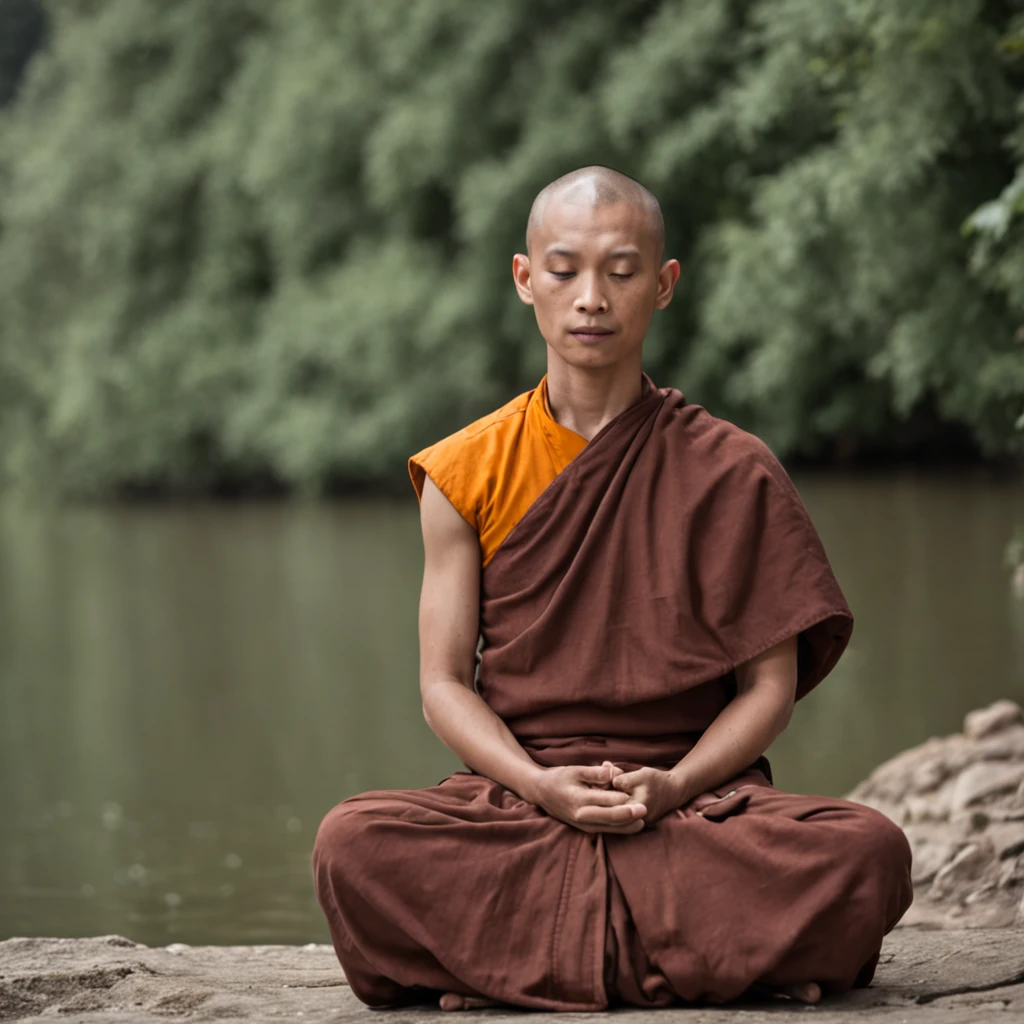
[0,474,1022,944]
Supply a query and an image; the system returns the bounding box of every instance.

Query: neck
[544,357,647,441]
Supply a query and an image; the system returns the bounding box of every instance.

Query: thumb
[612,772,636,789]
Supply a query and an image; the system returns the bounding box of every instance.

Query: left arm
[611,635,798,821]
[667,634,797,804]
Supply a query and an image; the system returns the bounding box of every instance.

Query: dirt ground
[2,928,1024,1023]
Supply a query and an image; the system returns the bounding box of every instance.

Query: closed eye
[549,271,634,280]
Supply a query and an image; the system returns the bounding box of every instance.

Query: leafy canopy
[0,0,1021,496]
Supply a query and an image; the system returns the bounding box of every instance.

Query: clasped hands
[531,760,686,834]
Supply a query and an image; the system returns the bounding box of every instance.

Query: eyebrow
[543,245,642,259]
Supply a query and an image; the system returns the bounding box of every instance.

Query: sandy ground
[2,929,1024,1023]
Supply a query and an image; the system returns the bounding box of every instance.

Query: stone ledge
[847,699,1024,929]
[2,930,1023,1022]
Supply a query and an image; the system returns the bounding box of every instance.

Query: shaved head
[512,164,680,374]
[526,165,664,261]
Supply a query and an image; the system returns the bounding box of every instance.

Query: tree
[0,0,1021,496]
[964,9,1024,443]
[685,0,1024,459]
[0,0,46,106]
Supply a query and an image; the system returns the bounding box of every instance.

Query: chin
[554,342,638,372]
[549,348,613,371]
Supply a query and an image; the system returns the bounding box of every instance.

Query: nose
[574,272,608,315]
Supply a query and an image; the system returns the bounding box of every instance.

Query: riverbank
[1,930,1024,1021]
[3,702,1023,1021]
[849,699,1024,928]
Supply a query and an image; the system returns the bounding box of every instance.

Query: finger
[575,801,647,826]
[580,777,618,789]
[576,803,646,825]
[577,764,615,784]
[573,787,633,806]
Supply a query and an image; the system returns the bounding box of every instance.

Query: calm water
[1,474,1023,946]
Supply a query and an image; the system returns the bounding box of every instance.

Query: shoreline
[2,930,1024,1021]
[4,701,1023,1020]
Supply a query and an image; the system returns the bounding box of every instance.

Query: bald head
[526,165,664,261]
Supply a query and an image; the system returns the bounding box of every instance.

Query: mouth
[569,326,615,343]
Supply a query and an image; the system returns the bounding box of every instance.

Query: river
[1,472,1022,944]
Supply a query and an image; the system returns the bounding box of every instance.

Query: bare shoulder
[420,473,480,565]
[407,388,533,531]
[417,475,481,691]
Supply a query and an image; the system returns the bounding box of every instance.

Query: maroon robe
[312,378,913,1010]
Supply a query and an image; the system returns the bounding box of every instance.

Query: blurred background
[0,0,1022,948]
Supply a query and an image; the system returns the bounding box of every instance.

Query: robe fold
[313,377,913,1010]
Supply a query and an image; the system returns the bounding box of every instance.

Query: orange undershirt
[408,375,588,567]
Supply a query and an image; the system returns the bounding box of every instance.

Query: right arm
[417,474,549,802]
[417,475,646,832]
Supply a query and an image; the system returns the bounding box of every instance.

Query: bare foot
[439,992,503,1011]
[748,980,822,1005]
[778,981,822,1004]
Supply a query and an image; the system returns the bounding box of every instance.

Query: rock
[847,699,1024,929]
[949,901,1021,928]
[969,725,1024,763]
[906,787,953,822]
[998,854,1024,889]
[909,758,948,794]
[929,840,996,900]
[3,932,1024,1020]
[950,761,1024,812]
[964,881,997,904]
[987,823,1024,861]
[910,839,958,885]
[850,738,946,805]
[964,699,1023,740]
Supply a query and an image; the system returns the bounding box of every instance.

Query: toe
[788,981,822,1004]
[439,992,502,1011]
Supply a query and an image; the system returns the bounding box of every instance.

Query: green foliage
[690,0,1024,458]
[964,11,1024,442]
[0,0,1022,495]
[0,0,45,105]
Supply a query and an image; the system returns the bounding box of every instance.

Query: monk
[312,165,913,1012]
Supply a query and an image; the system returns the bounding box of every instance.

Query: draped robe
[312,375,913,1010]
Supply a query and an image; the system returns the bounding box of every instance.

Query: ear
[654,258,681,310]
[512,253,534,305]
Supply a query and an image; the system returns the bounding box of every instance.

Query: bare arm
[666,635,798,802]
[416,476,645,832]
[417,475,548,803]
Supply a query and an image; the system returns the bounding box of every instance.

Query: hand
[531,760,647,834]
[611,766,685,827]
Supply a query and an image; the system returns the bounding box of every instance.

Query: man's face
[513,200,678,370]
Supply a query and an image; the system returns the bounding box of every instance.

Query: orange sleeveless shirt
[408,376,588,567]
